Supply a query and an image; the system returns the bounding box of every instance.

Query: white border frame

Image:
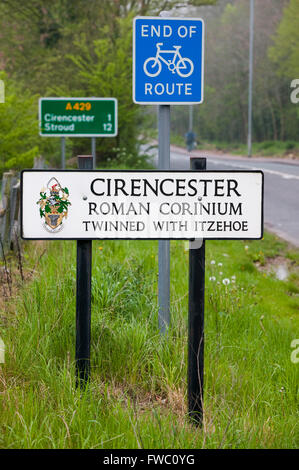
[38,97,118,137]
[132,16,205,105]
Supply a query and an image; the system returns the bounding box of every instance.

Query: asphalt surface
[148,144,299,247]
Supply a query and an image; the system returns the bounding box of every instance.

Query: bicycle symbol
[143,43,194,78]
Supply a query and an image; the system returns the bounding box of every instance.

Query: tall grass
[0,233,298,448]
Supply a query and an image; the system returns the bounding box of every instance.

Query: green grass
[171,134,187,148]
[219,140,299,158]
[170,134,208,151]
[0,232,298,448]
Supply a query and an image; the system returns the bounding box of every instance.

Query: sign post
[248,0,254,158]
[158,105,170,333]
[188,157,206,425]
[133,16,204,332]
[76,155,93,386]
[91,137,96,169]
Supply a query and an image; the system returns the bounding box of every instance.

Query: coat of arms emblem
[37,177,71,232]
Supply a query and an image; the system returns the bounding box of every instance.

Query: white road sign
[21,170,263,240]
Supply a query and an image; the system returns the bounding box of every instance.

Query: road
[148,144,299,247]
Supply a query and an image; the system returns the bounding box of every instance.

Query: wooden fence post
[10,180,21,251]
[0,171,20,256]
[0,171,13,255]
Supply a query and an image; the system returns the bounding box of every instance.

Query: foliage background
[0,0,299,171]
[170,0,299,145]
[0,0,214,173]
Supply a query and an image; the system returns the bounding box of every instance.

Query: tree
[0,72,40,174]
[269,0,299,78]
[170,0,296,144]
[0,0,216,167]
[64,15,143,159]
[0,0,216,93]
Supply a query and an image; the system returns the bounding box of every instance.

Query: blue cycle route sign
[133,17,204,105]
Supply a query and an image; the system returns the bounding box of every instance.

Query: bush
[0,72,40,175]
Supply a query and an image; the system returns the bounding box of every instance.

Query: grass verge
[0,232,298,448]
[170,134,299,159]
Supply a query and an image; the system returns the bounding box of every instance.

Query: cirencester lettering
[90,177,242,198]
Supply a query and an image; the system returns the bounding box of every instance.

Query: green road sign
[39,97,118,137]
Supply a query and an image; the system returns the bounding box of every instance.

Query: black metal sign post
[188,157,206,425]
[76,155,93,386]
